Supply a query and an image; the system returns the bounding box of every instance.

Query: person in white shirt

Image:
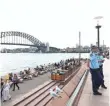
[2,79,11,102]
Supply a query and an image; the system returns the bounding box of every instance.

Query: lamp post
[103,40,104,51]
[94,16,103,49]
[95,24,101,48]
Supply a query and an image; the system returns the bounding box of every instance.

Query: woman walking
[12,74,20,91]
[2,79,11,102]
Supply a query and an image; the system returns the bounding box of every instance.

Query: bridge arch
[0,31,44,46]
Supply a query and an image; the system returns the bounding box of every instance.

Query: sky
[0,0,110,49]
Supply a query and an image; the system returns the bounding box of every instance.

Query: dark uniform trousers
[99,65,104,85]
[90,68,103,93]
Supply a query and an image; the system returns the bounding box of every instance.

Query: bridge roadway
[77,59,110,106]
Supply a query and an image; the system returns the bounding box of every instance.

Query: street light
[94,16,103,48]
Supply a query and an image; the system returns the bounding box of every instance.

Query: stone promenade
[78,59,110,106]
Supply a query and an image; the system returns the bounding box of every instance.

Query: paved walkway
[1,72,51,106]
[78,59,110,106]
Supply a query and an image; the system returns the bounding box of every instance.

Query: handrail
[66,69,88,106]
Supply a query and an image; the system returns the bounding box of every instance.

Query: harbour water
[0,53,89,76]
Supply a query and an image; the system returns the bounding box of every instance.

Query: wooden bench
[60,66,81,85]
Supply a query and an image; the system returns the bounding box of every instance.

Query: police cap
[91,45,98,49]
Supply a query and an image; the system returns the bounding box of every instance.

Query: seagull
[49,89,62,98]
[55,86,63,94]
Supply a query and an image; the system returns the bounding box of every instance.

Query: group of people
[89,46,107,95]
[35,58,79,73]
[1,74,20,102]
[0,57,79,103]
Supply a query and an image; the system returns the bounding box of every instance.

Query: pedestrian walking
[2,79,11,102]
[89,46,103,95]
[12,74,20,91]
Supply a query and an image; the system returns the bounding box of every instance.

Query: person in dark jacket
[12,74,20,91]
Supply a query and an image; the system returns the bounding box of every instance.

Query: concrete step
[36,85,64,106]
[13,80,53,106]
[27,83,60,106]
[15,82,57,106]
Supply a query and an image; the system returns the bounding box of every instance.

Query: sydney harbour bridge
[0,31,60,53]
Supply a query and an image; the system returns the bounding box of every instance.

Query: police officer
[98,51,107,89]
[89,46,103,95]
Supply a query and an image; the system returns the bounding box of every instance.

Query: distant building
[46,42,49,52]
[66,47,73,52]
[60,49,66,52]
[90,44,93,47]
[76,44,79,48]
[83,46,89,48]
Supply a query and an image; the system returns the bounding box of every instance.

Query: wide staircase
[12,62,88,106]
